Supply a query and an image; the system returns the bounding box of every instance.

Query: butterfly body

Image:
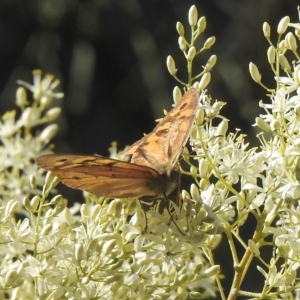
[37,88,199,204]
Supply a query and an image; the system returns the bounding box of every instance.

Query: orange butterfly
[37,88,199,208]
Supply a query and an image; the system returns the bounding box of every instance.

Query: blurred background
[0,0,297,154]
[0,0,297,297]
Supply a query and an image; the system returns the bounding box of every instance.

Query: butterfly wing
[123,88,199,173]
[36,154,166,198]
[37,88,198,212]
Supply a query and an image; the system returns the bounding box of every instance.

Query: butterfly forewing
[123,88,199,173]
[37,88,199,204]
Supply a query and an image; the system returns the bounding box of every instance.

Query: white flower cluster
[0,70,63,208]
[178,8,300,299]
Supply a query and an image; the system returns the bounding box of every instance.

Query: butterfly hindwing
[36,154,166,198]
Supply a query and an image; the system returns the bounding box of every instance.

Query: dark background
[0,0,296,154]
[0,0,297,298]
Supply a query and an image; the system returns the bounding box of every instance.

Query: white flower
[17,69,64,102]
[0,111,21,138]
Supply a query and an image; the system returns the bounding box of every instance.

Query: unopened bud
[176,22,185,36]
[263,22,271,39]
[40,124,58,141]
[197,16,206,33]
[188,5,198,26]
[178,36,187,51]
[267,46,276,64]
[166,56,177,75]
[255,117,271,132]
[173,87,182,105]
[277,16,290,35]
[16,87,28,108]
[198,72,211,90]
[279,54,291,71]
[187,47,196,61]
[205,55,217,71]
[203,36,216,49]
[249,62,261,83]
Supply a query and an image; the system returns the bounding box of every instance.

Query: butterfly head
[155,164,172,176]
[148,165,180,197]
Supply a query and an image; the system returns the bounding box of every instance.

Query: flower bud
[205,55,217,71]
[278,40,285,54]
[173,86,182,105]
[199,178,209,190]
[249,62,261,83]
[267,46,276,64]
[285,32,297,51]
[216,120,228,136]
[190,165,198,178]
[178,36,187,51]
[44,108,61,122]
[188,5,198,26]
[203,265,220,277]
[50,194,63,205]
[166,56,177,75]
[197,16,206,33]
[44,171,59,187]
[19,107,41,127]
[40,124,59,141]
[75,243,84,261]
[199,72,211,90]
[277,16,290,35]
[23,197,32,212]
[16,87,28,108]
[203,36,216,49]
[187,46,196,61]
[198,158,208,178]
[30,195,40,211]
[255,117,271,132]
[5,200,20,217]
[102,240,116,255]
[196,107,204,125]
[263,22,271,38]
[176,22,185,36]
[190,184,200,201]
[279,54,291,71]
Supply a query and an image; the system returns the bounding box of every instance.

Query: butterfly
[37,88,199,211]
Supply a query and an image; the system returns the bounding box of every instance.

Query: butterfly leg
[163,192,185,235]
[138,199,149,232]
